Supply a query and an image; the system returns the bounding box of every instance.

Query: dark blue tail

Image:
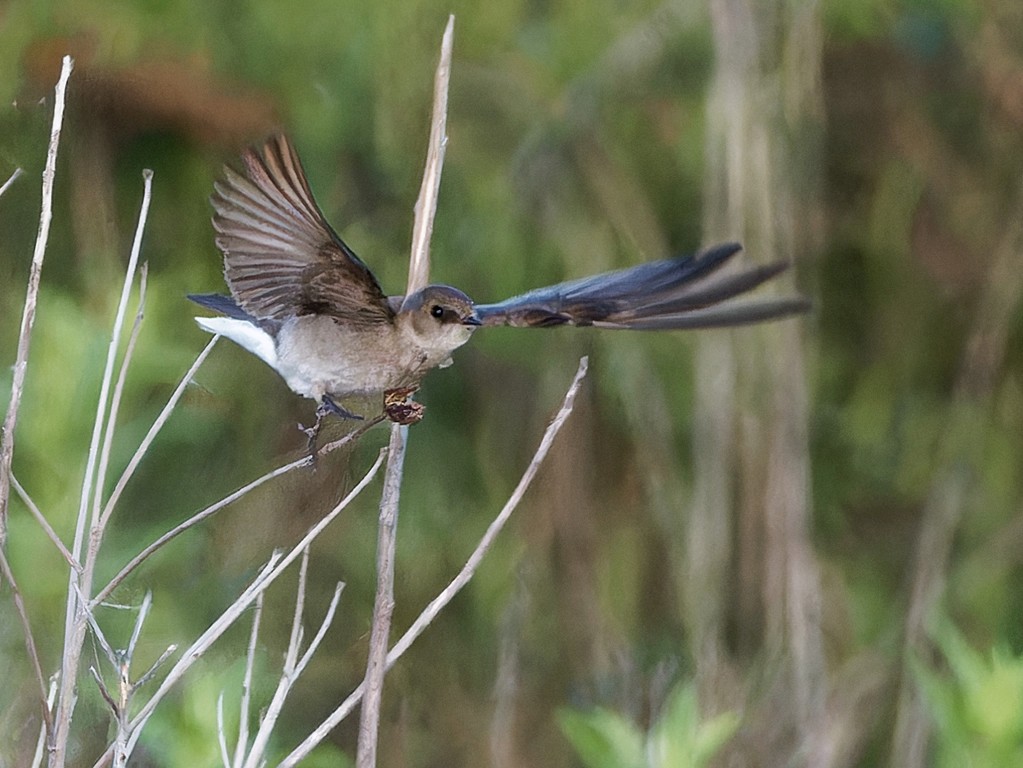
[187,293,256,321]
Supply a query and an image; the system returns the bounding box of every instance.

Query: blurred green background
[3,0,1023,766]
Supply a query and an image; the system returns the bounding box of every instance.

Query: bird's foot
[383,386,424,425]
[319,394,364,421]
[299,395,364,455]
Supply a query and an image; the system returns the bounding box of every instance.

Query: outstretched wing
[475,243,809,330]
[212,134,394,325]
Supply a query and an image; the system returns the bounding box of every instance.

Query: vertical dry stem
[355,15,455,767]
[0,56,74,547]
[51,169,153,768]
[281,357,588,767]
[356,424,406,767]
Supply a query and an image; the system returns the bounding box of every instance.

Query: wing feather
[475,243,808,329]
[212,135,394,325]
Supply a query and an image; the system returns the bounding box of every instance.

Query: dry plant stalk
[0,56,73,546]
[0,77,378,765]
[356,15,454,768]
[279,356,589,766]
[91,451,386,768]
[49,167,153,768]
[8,21,583,768]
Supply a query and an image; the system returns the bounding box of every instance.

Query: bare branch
[133,644,177,691]
[92,450,386,767]
[404,14,454,297]
[31,679,58,768]
[53,167,153,767]
[281,357,589,766]
[355,18,455,766]
[0,55,73,546]
[0,167,23,198]
[316,413,386,456]
[296,581,344,675]
[0,546,53,740]
[94,375,379,607]
[234,592,263,767]
[89,666,119,716]
[99,333,217,529]
[77,584,119,670]
[386,357,588,660]
[93,449,307,607]
[286,548,312,672]
[11,473,81,571]
[357,424,407,767]
[217,694,231,768]
[242,565,345,768]
[126,591,153,661]
[95,260,149,530]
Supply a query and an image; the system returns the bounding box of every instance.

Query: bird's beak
[462,314,482,327]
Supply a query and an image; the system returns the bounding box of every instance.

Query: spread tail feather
[194,316,278,369]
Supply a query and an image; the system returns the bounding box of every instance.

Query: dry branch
[280,356,589,766]
[356,16,455,767]
[0,55,73,547]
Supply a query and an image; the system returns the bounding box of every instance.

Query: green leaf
[557,707,645,768]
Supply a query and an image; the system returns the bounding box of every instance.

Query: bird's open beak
[462,314,482,327]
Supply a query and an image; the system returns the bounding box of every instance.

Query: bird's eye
[430,305,445,319]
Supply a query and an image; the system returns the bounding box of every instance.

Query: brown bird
[189,135,808,426]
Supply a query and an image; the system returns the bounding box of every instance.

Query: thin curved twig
[280,356,588,766]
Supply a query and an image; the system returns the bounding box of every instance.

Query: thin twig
[316,413,386,456]
[242,562,344,768]
[0,166,23,198]
[94,260,149,529]
[93,451,307,607]
[280,357,589,766]
[99,334,217,529]
[76,583,119,669]
[11,473,81,571]
[31,679,58,768]
[53,168,153,768]
[89,666,119,715]
[404,14,454,298]
[91,450,386,768]
[356,424,406,768]
[0,545,53,740]
[133,644,177,691]
[233,592,263,767]
[127,591,152,661]
[217,694,232,768]
[354,18,455,766]
[93,384,375,607]
[0,56,73,547]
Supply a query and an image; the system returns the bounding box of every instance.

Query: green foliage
[558,682,740,768]
[914,617,1023,767]
[2,0,1023,764]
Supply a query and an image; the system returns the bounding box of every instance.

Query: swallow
[189,135,808,429]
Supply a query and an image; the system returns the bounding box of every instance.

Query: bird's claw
[318,394,364,421]
[299,395,364,456]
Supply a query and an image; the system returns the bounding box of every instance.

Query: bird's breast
[273,315,434,400]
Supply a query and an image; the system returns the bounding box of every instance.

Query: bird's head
[399,284,481,354]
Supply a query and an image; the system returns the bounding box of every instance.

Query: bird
[189,134,808,431]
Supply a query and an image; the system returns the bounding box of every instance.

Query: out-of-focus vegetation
[2,0,1022,765]
[558,681,739,768]
[914,616,1023,768]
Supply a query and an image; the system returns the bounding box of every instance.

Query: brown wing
[212,134,394,325]
[475,243,809,329]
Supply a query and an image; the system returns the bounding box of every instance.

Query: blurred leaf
[558,706,645,768]
[915,615,1023,767]
[561,681,739,768]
